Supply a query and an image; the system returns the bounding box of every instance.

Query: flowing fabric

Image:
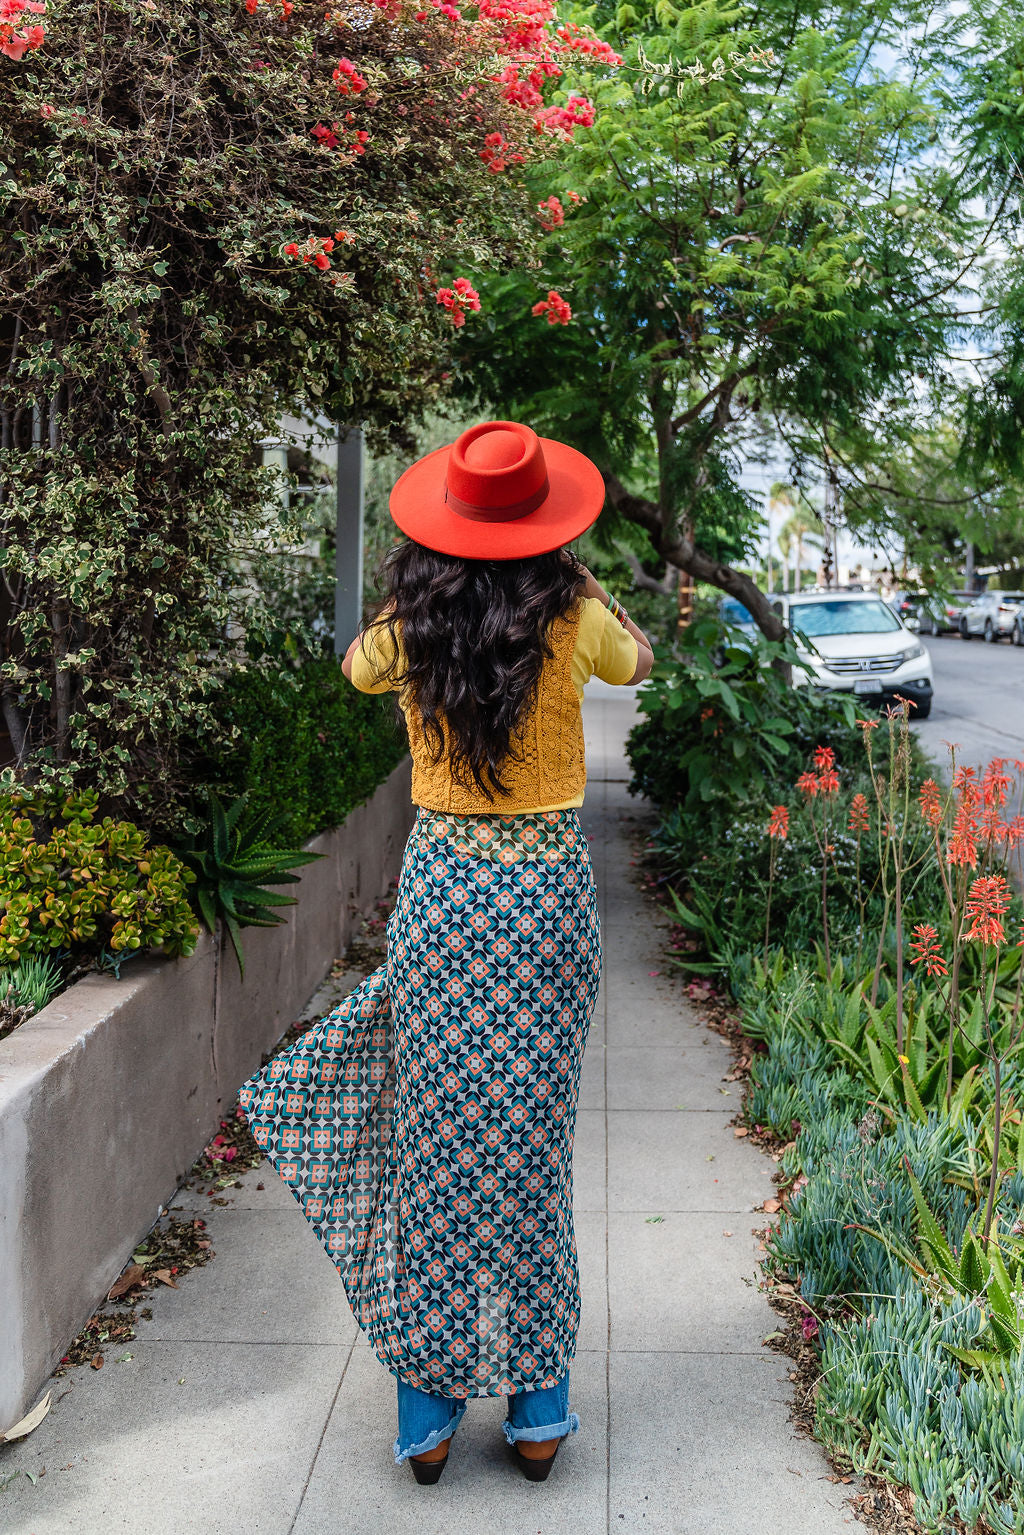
[238,807,601,1398]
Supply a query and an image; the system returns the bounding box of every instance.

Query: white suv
[775,590,934,718]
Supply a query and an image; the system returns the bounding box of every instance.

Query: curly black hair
[370,540,586,800]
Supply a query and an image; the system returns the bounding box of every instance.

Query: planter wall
[0,758,414,1431]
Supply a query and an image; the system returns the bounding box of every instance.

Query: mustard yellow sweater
[350,596,638,814]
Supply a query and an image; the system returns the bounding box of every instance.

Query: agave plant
[175,794,322,977]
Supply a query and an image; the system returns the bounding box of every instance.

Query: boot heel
[512,1439,561,1481]
[409,1452,448,1485]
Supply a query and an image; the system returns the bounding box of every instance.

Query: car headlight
[900,642,925,662]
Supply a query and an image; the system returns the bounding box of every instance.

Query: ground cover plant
[635,668,1024,1531]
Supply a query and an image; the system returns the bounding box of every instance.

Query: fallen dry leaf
[733,1126,750,1138]
[1,1390,52,1442]
[763,1198,782,1214]
[107,1263,147,1302]
[90,1354,104,1371]
[722,1229,734,1237]
[153,1269,178,1288]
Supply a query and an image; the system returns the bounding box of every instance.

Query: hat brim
[388,437,605,560]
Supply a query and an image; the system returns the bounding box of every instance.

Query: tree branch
[601,471,787,643]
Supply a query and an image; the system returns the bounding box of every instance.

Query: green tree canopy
[458,0,1024,637]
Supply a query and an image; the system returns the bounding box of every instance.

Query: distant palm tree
[773,486,824,592]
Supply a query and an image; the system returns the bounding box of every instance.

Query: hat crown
[447,421,547,515]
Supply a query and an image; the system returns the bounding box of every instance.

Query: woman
[239,419,654,1484]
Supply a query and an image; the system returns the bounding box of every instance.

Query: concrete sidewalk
[0,684,855,1534]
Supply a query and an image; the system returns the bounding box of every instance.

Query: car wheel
[1014,620,1024,648]
[960,619,971,640]
[984,619,995,643]
[911,698,932,719]
[922,614,937,636]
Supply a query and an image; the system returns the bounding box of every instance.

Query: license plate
[853,678,882,694]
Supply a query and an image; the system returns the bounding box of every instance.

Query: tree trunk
[601,470,788,645]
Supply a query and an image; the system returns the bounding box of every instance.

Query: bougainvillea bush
[0,0,615,827]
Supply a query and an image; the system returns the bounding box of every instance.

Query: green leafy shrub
[627,621,866,829]
[175,795,323,977]
[197,657,406,846]
[0,792,198,965]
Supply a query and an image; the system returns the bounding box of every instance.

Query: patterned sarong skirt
[238,807,601,1398]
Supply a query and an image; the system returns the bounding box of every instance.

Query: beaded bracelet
[607,594,630,628]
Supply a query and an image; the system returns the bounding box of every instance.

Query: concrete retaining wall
[0,758,414,1431]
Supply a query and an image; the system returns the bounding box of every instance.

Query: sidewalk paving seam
[287,1334,359,1535]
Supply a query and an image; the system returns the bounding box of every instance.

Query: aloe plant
[176,794,322,977]
[852,1157,1024,1368]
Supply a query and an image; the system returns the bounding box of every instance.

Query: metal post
[334,425,365,655]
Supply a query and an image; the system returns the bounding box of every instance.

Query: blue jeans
[393,1372,579,1465]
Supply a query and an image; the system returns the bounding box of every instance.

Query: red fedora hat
[388,420,605,560]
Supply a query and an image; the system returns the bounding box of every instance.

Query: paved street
[0,683,855,1535]
[914,631,1024,771]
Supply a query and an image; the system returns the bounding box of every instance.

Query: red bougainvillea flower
[909,923,948,979]
[537,194,565,229]
[963,873,1012,946]
[436,276,481,327]
[767,805,789,840]
[848,793,869,834]
[919,778,943,828]
[532,289,572,324]
[1,0,45,58]
[311,122,341,149]
[796,771,819,798]
[333,57,368,95]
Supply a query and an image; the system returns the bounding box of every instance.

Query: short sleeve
[349,620,401,694]
[572,597,639,689]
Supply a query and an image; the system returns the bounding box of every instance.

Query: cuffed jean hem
[393,1402,467,1466]
[502,1412,580,1446]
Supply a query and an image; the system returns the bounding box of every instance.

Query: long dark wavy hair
[371,540,587,799]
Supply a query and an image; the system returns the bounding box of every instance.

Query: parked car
[915,591,974,635]
[887,590,930,625]
[777,590,934,717]
[958,590,1024,643]
[717,596,759,640]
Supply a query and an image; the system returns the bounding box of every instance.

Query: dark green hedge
[201,657,406,845]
